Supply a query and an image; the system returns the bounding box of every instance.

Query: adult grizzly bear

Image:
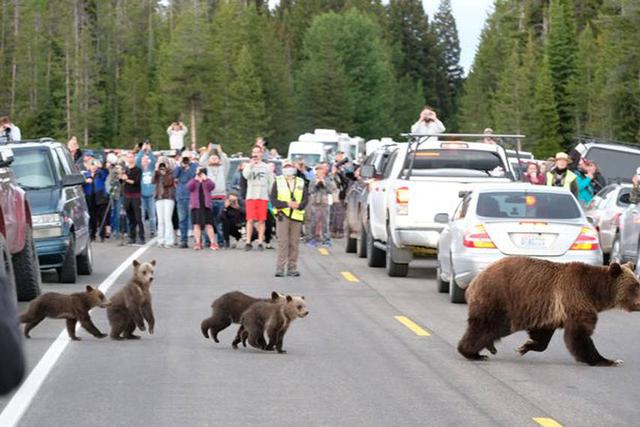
[458,257,640,366]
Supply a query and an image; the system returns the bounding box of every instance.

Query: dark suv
[6,138,93,283]
[0,146,41,300]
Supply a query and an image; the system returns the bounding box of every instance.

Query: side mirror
[360,164,375,179]
[0,147,14,167]
[586,216,595,225]
[458,190,470,198]
[62,174,86,187]
[434,213,449,224]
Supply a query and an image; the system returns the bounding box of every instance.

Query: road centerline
[341,271,360,282]
[394,315,431,336]
[533,417,563,427]
[318,248,329,255]
[0,240,155,427]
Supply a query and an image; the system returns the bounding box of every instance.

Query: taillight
[463,225,496,249]
[396,187,409,204]
[570,227,600,251]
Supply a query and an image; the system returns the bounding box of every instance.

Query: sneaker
[244,243,252,251]
[180,242,188,249]
[257,243,265,251]
[306,239,317,248]
[194,242,202,251]
[163,244,172,249]
[321,240,332,247]
[287,270,300,277]
[156,241,164,248]
[266,243,274,250]
[275,271,285,277]
[127,239,136,245]
[139,238,146,245]
[223,241,230,249]
[210,243,220,251]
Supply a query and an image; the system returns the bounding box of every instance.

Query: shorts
[245,199,268,222]
[191,208,214,227]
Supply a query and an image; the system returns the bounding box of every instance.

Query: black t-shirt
[123,166,142,195]
[198,182,206,210]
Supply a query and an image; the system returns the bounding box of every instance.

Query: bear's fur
[233,295,309,353]
[107,259,156,340]
[20,286,111,340]
[457,257,640,366]
[200,291,284,342]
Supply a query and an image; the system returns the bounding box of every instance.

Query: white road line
[0,240,155,427]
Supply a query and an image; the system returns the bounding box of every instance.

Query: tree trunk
[10,0,19,116]
[65,45,72,140]
[190,101,197,149]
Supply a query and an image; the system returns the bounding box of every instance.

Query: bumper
[393,226,444,249]
[452,250,604,289]
[35,236,71,270]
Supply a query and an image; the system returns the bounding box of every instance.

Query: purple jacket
[186,178,215,209]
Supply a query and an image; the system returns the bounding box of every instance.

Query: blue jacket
[82,168,109,197]
[136,150,157,198]
[173,163,197,200]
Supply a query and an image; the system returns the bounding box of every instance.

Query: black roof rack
[0,137,58,145]
[574,134,640,149]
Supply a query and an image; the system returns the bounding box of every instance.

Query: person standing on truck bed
[411,106,445,137]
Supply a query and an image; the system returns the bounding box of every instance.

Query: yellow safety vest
[546,170,576,189]
[275,176,305,222]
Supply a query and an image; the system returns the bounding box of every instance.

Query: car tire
[77,241,93,275]
[366,227,385,268]
[449,264,466,304]
[607,235,621,265]
[12,226,42,301]
[58,235,77,283]
[436,266,449,293]
[344,222,357,254]
[386,233,409,277]
[0,234,16,299]
[357,224,367,258]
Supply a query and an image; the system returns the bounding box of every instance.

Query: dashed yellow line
[533,417,563,427]
[318,248,329,255]
[341,271,360,282]
[394,315,431,336]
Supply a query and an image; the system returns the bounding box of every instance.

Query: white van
[287,141,326,167]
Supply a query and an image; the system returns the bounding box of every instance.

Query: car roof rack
[399,133,526,182]
[1,137,58,145]
[574,134,640,149]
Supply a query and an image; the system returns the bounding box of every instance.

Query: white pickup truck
[361,138,516,277]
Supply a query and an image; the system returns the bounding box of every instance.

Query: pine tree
[492,48,526,135]
[547,0,579,148]
[531,55,563,158]
[570,24,598,136]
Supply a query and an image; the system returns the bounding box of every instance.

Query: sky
[267,0,494,74]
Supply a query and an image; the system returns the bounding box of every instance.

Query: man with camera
[121,152,145,245]
[136,140,157,238]
[82,158,110,242]
[200,142,229,246]
[411,106,445,140]
[307,162,335,247]
[220,192,244,249]
[0,116,21,144]
[167,121,188,151]
[242,146,274,251]
[173,151,197,248]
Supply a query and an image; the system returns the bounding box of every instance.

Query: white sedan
[436,184,603,303]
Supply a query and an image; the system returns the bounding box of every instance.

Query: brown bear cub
[20,286,111,340]
[458,257,640,366]
[107,259,156,340]
[200,291,284,343]
[233,295,309,353]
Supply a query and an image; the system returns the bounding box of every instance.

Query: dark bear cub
[107,259,156,340]
[234,295,309,353]
[458,257,640,366]
[200,291,284,343]
[20,286,111,340]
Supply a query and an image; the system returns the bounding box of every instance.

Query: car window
[585,147,640,185]
[402,149,506,178]
[476,191,582,220]
[56,147,76,174]
[618,189,631,207]
[11,147,58,189]
[52,148,67,178]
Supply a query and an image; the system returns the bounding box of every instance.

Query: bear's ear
[286,295,292,303]
[609,263,622,277]
[301,296,305,300]
[271,291,280,301]
[132,259,140,269]
[85,285,94,292]
[625,262,636,272]
[150,259,156,266]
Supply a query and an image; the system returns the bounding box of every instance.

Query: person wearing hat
[546,152,578,197]
[270,161,309,277]
[630,167,640,204]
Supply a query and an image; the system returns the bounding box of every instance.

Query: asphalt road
[2,237,640,426]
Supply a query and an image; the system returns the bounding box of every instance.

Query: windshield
[11,147,57,189]
[404,149,507,178]
[291,153,321,167]
[477,191,582,220]
[585,147,640,184]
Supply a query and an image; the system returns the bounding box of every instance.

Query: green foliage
[531,55,563,158]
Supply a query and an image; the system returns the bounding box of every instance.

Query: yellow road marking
[318,248,329,255]
[394,316,431,336]
[533,417,563,427]
[341,271,359,282]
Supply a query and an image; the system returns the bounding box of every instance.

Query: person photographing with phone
[82,158,110,242]
[173,152,197,248]
[411,106,445,140]
[153,160,176,248]
[242,146,274,251]
[121,152,145,245]
[187,168,218,251]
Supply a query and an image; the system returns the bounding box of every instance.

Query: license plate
[514,234,548,249]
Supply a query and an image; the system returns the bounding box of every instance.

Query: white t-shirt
[167,125,188,150]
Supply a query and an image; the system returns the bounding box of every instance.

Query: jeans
[155,199,175,246]
[110,197,124,235]
[141,195,156,235]
[124,197,144,241]
[308,204,330,242]
[176,198,190,244]
[211,199,225,245]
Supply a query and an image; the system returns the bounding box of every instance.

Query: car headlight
[32,213,64,238]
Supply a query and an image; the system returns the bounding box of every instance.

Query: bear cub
[200,291,284,343]
[20,285,111,340]
[107,259,156,340]
[234,295,309,353]
[458,257,640,366]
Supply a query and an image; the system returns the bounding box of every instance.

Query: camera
[158,162,166,170]
[181,157,190,165]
